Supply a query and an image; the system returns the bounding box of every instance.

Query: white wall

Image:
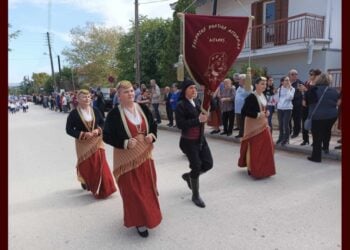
[329,0,341,49]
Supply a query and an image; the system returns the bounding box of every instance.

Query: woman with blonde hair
[66,89,116,198]
[103,80,162,238]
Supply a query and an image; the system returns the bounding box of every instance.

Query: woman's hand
[83,132,94,140]
[145,134,153,144]
[91,129,100,136]
[127,138,137,149]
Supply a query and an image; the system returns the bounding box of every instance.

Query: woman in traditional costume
[103,80,162,238]
[66,89,116,198]
[238,77,276,178]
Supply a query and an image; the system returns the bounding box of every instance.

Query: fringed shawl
[75,135,105,166]
[113,133,153,181]
[241,93,269,142]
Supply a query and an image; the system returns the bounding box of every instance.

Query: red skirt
[207,107,222,127]
[117,159,162,229]
[238,128,276,178]
[77,149,116,199]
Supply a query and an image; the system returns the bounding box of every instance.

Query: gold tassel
[245,66,252,92]
[177,54,184,81]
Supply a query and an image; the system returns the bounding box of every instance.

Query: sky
[8,0,175,86]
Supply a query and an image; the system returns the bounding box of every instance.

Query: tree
[8,24,20,51]
[62,23,123,87]
[116,17,171,86]
[159,0,196,85]
[32,72,51,93]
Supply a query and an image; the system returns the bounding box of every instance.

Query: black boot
[182,173,191,190]
[190,178,205,208]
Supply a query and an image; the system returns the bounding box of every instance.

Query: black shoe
[291,134,298,139]
[276,139,282,144]
[281,140,289,146]
[337,139,341,143]
[307,156,321,163]
[247,169,251,176]
[323,149,329,154]
[190,178,205,208]
[334,145,342,150]
[210,129,220,134]
[227,133,232,136]
[136,227,149,238]
[300,141,309,146]
[182,173,192,190]
[81,183,87,190]
[220,131,227,135]
[235,135,242,138]
[167,123,173,127]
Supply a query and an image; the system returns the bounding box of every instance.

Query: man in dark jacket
[289,69,304,138]
[175,80,213,208]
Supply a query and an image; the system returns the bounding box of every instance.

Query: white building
[193,0,341,87]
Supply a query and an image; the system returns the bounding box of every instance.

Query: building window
[264,1,276,44]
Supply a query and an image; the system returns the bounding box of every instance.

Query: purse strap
[309,86,329,119]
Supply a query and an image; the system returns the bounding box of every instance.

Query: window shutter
[251,1,263,49]
[275,0,288,45]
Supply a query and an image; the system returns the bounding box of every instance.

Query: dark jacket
[291,79,304,107]
[307,84,339,120]
[175,98,202,133]
[66,107,104,139]
[103,103,157,149]
[241,93,260,119]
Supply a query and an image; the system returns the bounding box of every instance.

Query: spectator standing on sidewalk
[306,73,339,163]
[150,79,161,124]
[289,69,305,138]
[275,76,295,145]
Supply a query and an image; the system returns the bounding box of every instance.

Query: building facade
[194,0,341,87]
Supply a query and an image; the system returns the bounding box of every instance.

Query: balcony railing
[328,68,342,90]
[243,13,325,50]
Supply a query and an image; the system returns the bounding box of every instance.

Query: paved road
[9,105,341,250]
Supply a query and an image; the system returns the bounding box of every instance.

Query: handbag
[304,118,312,131]
[304,87,328,131]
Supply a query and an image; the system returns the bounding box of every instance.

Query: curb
[158,125,341,161]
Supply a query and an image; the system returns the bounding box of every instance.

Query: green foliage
[62,23,123,86]
[8,24,20,52]
[159,0,196,85]
[228,63,269,80]
[116,17,171,87]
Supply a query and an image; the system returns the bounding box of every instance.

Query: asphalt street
[9,104,341,250]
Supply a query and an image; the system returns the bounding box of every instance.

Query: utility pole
[57,55,62,90]
[46,32,57,92]
[212,0,218,15]
[135,0,141,84]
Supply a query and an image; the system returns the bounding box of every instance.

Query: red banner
[182,14,249,111]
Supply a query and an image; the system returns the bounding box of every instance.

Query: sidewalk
[158,121,342,161]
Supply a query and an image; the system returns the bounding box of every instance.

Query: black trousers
[310,117,337,161]
[166,105,173,125]
[180,137,213,179]
[236,114,245,136]
[221,110,235,134]
[301,106,309,142]
[290,105,302,136]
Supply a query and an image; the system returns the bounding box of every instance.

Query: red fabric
[77,148,116,199]
[183,14,249,110]
[238,128,276,179]
[207,107,222,127]
[117,116,162,228]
